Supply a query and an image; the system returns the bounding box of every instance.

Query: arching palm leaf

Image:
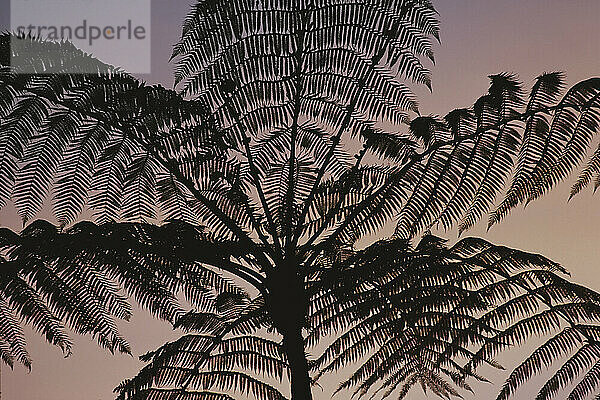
[311,235,600,400]
[0,220,254,369]
[115,296,285,400]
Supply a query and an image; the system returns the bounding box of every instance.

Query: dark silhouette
[0,1,599,399]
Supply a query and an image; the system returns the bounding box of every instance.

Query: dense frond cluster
[0,220,250,369]
[310,235,600,399]
[0,35,241,234]
[393,73,600,238]
[1,0,440,247]
[116,234,600,400]
[115,295,286,400]
[171,0,439,247]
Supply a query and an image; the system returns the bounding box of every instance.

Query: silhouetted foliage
[0,0,600,399]
[0,220,248,368]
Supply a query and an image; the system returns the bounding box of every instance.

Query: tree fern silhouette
[0,220,251,369]
[312,236,600,400]
[0,0,600,399]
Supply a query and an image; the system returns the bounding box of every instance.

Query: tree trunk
[267,260,312,400]
[282,325,313,400]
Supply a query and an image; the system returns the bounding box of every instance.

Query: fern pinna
[1,0,600,399]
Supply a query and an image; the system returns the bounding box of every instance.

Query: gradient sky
[0,0,599,399]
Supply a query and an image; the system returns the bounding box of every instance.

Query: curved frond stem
[140,133,275,273]
[176,300,271,393]
[309,102,600,260]
[291,1,420,251]
[205,260,268,298]
[221,95,284,260]
[283,3,309,256]
[299,142,369,256]
[481,258,600,358]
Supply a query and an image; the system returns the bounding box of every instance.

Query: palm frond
[310,235,600,400]
[310,73,600,250]
[115,296,287,400]
[171,0,438,248]
[0,220,254,368]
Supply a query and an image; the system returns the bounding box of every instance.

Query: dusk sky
[0,1,599,399]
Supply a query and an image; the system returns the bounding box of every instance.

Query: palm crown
[0,0,600,399]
